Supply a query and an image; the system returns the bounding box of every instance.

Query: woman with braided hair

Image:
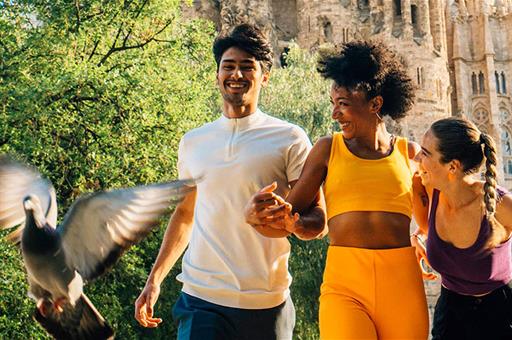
[413,117,512,340]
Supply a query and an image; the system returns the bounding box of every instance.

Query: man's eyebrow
[221,58,257,64]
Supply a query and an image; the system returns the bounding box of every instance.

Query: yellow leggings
[319,246,429,340]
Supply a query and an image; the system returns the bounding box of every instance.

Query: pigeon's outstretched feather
[0,156,195,339]
[0,156,57,242]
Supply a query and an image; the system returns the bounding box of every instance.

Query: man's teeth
[228,83,245,88]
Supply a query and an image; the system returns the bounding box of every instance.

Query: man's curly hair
[317,40,415,120]
[213,23,274,73]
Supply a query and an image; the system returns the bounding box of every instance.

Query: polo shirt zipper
[227,119,238,160]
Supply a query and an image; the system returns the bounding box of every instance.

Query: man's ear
[261,71,270,87]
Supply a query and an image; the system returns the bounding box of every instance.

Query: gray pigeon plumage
[0,156,195,339]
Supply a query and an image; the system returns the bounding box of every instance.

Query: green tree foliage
[1,3,333,337]
[1,1,218,338]
[261,44,334,141]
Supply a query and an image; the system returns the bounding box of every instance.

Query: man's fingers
[144,317,163,328]
[136,303,148,326]
[253,199,279,213]
[267,201,292,212]
[136,303,162,328]
[146,304,153,317]
[259,182,277,193]
[254,183,285,204]
[134,297,145,321]
[264,204,288,215]
[254,191,276,202]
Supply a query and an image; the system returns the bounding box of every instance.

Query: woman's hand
[410,234,438,280]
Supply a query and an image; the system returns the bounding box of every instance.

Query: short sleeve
[286,127,312,182]
[177,136,192,180]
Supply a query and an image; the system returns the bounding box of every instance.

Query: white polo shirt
[176,108,311,309]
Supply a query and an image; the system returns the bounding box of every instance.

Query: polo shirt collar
[218,108,264,130]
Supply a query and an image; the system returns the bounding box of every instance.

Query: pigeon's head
[23,195,46,229]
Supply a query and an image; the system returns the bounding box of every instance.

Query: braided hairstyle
[431,117,504,247]
[480,133,499,221]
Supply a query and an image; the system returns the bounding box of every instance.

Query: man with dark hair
[134,24,319,339]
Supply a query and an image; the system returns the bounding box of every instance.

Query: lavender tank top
[426,188,512,295]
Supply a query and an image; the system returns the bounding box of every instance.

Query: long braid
[480,132,503,247]
[481,133,498,219]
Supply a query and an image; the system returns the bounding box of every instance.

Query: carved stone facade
[185,0,512,187]
[448,0,512,185]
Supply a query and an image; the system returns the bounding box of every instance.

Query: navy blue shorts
[172,292,295,340]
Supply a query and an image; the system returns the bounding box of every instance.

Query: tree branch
[88,39,100,62]
[132,0,149,20]
[97,19,173,66]
[97,25,124,66]
[74,0,81,32]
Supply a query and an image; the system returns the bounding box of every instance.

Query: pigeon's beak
[23,196,45,229]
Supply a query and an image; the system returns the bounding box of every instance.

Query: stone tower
[447,0,512,184]
[185,0,512,187]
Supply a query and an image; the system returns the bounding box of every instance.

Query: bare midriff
[328,211,411,249]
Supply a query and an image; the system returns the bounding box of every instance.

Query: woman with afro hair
[245,40,430,339]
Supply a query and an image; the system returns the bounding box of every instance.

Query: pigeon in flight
[0,156,195,339]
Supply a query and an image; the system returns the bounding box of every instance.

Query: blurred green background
[0,1,334,338]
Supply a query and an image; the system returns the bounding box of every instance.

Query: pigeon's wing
[0,156,57,242]
[60,180,195,280]
[33,294,114,340]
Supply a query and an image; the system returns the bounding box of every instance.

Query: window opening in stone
[502,127,512,176]
[323,21,333,42]
[496,71,501,94]
[472,73,478,94]
[478,72,485,94]
[394,0,402,17]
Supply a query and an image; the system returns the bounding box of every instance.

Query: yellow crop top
[324,133,413,220]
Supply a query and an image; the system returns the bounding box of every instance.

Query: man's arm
[134,187,196,327]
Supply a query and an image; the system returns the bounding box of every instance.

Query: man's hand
[244,182,298,234]
[134,282,163,328]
